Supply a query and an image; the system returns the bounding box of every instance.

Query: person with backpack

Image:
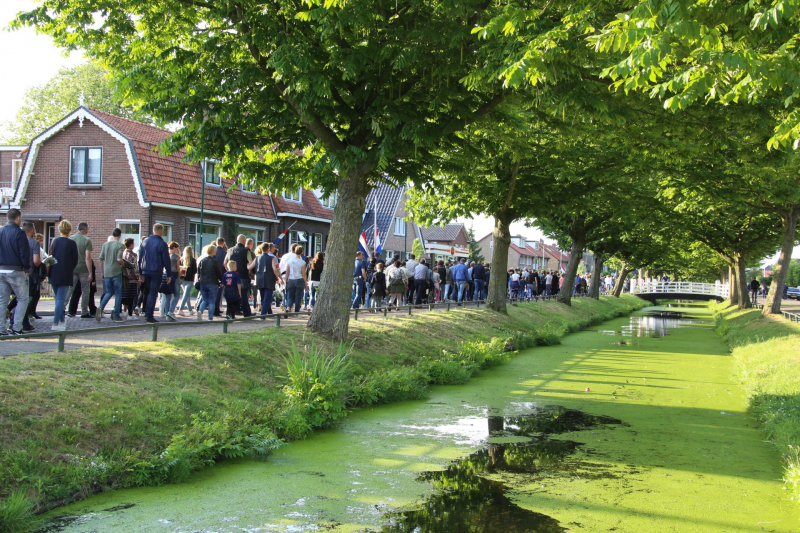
[255,243,281,316]
[386,259,408,308]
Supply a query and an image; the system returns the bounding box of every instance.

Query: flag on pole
[358,232,370,258]
[374,198,382,255]
[560,264,566,274]
[273,229,289,245]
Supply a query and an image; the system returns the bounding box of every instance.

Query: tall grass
[0,491,36,532]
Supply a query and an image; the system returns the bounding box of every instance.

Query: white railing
[630,280,730,298]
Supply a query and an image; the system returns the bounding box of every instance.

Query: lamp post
[199,162,206,252]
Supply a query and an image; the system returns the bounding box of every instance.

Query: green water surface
[39,305,800,532]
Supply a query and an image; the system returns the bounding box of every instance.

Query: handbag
[158,273,174,294]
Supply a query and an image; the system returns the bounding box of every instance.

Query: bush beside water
[0,296,646,530]
[712,303,800,503]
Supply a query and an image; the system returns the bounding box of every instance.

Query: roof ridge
[87,107,171,136]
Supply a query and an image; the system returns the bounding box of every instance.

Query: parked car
[787,287,800,300]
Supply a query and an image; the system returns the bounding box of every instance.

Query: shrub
[0,491,36,532]
[418,359,472,385]
[350,367,429,406]
[283,342,352,428]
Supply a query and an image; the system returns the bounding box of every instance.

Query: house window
[204,161,220,185]
[288,230,307,252]
[312,233,323,255]
[236,225,265,245]
[70,147,102,185]
[156,222,173,243]
[319,191,336,208]
[283,189,301,202]
[11,159,23,187]
[116,220,141,249]
[240,178,258,194]
[189,222,221,255]
[394,217,406,236]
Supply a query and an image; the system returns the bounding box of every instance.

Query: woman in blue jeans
[177,246,197,315]
[195,244,224,320]
[283,245,308,313]
[48,220,79,331]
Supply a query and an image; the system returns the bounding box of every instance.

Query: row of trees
[13,0,799,339]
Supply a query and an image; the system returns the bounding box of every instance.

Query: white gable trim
[11,107,148,209]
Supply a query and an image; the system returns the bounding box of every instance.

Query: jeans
[310,283,319,307]
[142,273,162,320]
[198,284,219,320]
[99,274,123,318]
[0,271,28,332]
[352,278,365,309]
[406,279,415,305]
[52,284,70,325]
[159,277,180,316]
[23,276,40,328]
[215,281,223,315]
[456,280,467,302]
[444,282,451,301]
[260,288,274,315]
[287,279,305,312]
[66,271,91,315]
[414,280,427,305]
[178,280,194,312]
[474,279,485,301]
[240,281,252,317]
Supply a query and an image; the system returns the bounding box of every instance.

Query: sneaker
[133,308,140,316]
[112,317,125,324]
[32,314,42,320]
[189,309,195,316]
[177,311,185,316]
[166,314,177,322]
[197,313,203,321]
[95,308,104,321]
[80,314,92,319]
[145,318,158,324]
[127,315,137,321]
[7,329,23,335]
[22,325,35,333]
[66,312,76,318]
[51,324,66,332]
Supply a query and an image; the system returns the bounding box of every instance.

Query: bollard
[223,321,228,334]
[58,333,65,352]
[151,325,158,342]
[476,300,481,308]
[354,309,359,321]
[408,305,412,316]
[276,315,281,327]
[429,303,433,312]
[383,308,388,317]
[447,303,451,311]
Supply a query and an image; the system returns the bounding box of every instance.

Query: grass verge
[712,303,800,503]
[0,295,646,530]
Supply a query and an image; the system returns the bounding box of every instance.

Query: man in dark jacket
[137,223,172,323]
[0,209,31,334]
[472,261,486,301]
[225,235,255,317]
[214,237,227,316]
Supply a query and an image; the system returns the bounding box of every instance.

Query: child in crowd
[223,260,242,319]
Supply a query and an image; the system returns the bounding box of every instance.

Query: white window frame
[203,160,221,186]
[69,146,103,185]
[11,159,24,186]
[189,220,222,254]
[155,220,174,243]
[312,233,323,255]
[394,217,406,236]
[240,176,259,194]
[116,219,141,247]
[288,230,307,252]
[236,224,267,245]
[319,191,336,208]
[283,189,302,202]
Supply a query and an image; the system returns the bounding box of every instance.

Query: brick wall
[19,120,148,246]
[382,191,417,256]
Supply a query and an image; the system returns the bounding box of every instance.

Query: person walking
[48,220,79,331]
[222,260,243,319]
[0,209,31,335]
[97,228,126,323]
[405,254,418,304]
[256,243,281,316]
[213,237,227,316]
[309,252,324,307]
[20,221,41,332]
[158,241,181,321]
[414,259,430,305]
[472,261,486,301]
[225,235,255,317]
[137,223,173,323]
[371,262,387,309]
[452,257,468,303]
[177,246,197,315]
[120,238,139,320]
[386,259,408,308]
[750,278,760,305]
[284,245,308,313]
[196,244,224,321]
[64,222,93,318]
[352,251,367,309]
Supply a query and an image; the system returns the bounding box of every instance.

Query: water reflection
[371,407,623,533]
[598,311,710,338]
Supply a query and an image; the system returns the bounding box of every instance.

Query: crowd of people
[0,208,634,334]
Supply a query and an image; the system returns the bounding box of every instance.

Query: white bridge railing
[630,280,730,298]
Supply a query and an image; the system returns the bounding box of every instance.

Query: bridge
[630,281,729,302]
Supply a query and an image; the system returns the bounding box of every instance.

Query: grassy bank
[0,296,646,531]
[713,303,800,503]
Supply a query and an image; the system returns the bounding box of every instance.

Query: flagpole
[374,196,378,257]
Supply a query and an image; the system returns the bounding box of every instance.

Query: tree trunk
[763,208,799,316]
[728,263,739,306]
[307,164,371,340]
[734,253,751,310]
[557,218,586,306]
[589,255,604,299]
[612,263,629,298]
[487,212,513,313]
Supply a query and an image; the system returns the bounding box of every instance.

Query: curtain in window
[87,148,102,183]
[71,148,86,183]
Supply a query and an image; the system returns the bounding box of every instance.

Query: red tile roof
[541,243,570,262]
[88,108,279,221]
[273,189,333,220]
[510,243,535,256]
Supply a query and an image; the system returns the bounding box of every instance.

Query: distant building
[419,223,470,262]
[360,182,422,260]
[0,145,27,208]
[476,233,549,269]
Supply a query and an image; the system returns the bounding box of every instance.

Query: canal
[38,304,800,532]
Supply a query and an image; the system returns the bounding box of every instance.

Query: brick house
[420,223,470,263]
[360,182,422,260]
[273,188,333,257]
[476,233,552,270]
[10,106,288,253]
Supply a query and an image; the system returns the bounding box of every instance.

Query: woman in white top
[283,245,308,313]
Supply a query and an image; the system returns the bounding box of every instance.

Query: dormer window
[283,189,301,202]
[70,147,102,185]
[319,191,336,208]
[204,161,220,185]
[240,178,258,194]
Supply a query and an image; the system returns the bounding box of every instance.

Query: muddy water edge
[34,304,800,532]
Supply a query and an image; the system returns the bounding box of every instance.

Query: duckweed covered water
[36,304,800,532]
